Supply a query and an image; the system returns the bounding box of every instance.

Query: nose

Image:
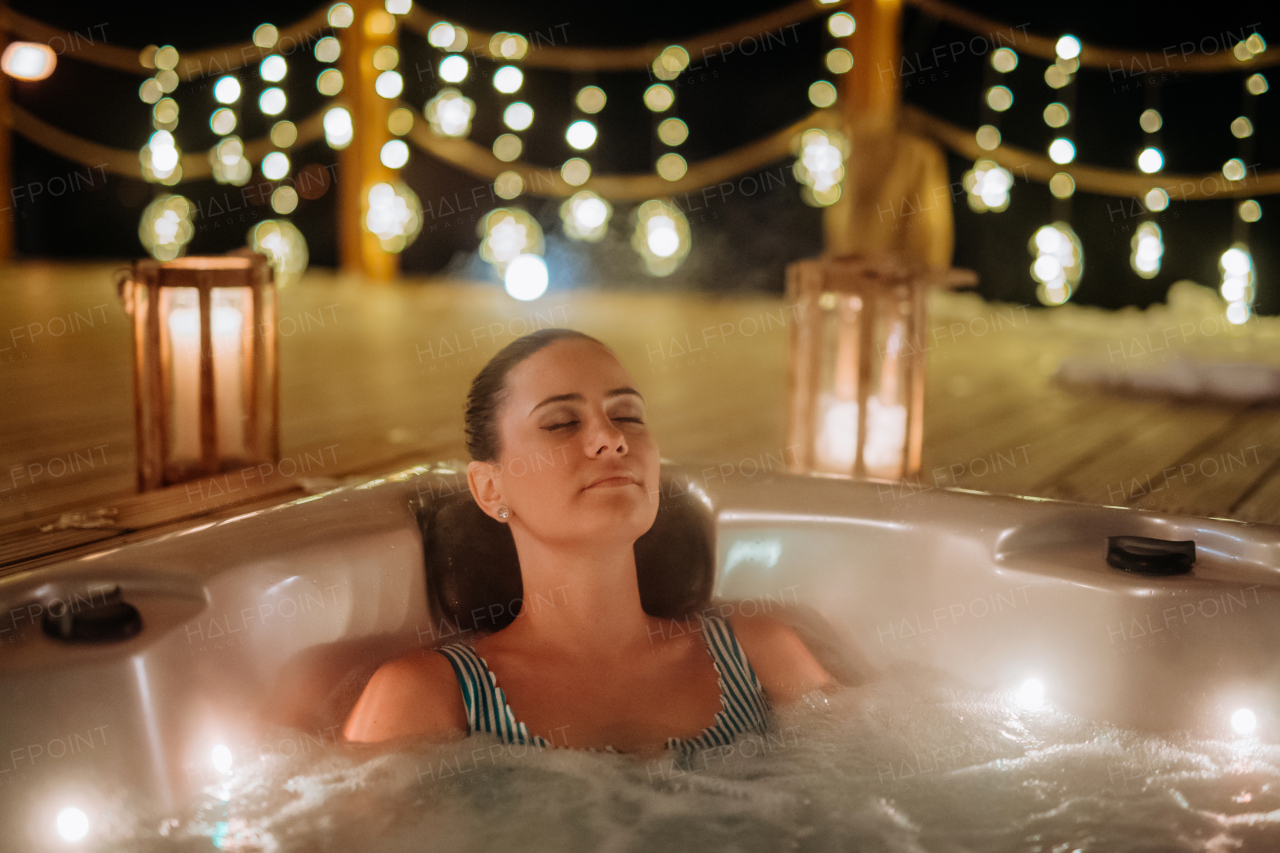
[583,413,627,458]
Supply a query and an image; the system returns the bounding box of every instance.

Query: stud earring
[496,505,510,521]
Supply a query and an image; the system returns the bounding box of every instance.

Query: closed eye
[544,420,579,431]
[613,417,644,423]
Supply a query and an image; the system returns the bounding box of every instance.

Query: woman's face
[483,338,661,549]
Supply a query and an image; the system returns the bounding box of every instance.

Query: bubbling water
[113,663,1278,852]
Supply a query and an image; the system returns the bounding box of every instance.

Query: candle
[167,307,201,463]
[212,305,245,457]
[815,394,858,472]
[863,396,907,478]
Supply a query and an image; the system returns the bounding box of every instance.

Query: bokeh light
[503,101,534,131]
[426,88,475,137]
[139,194,195,260]
[963,159,1012,212]
[504,254,549,301]
[248,219,309,287]
[323,106,353,148]
[632,199,691,276]
[213,76,241,104]
[576,86,606,113]
[365,181,423,253]
[1029,222,1083,305]
[560,190,612,242]
[494,65,523,93]
[1130,221,1163,279]
[1,42,56,80]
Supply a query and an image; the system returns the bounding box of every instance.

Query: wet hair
[464,328,606,462]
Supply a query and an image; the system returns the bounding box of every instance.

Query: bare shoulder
[342,647,468,744]
[725,609,833,706]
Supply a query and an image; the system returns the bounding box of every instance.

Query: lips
[584,472,637,489]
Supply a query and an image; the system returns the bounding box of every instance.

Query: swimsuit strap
[436,643,552,748]
[437,611,771,756]
[665,612,774,756]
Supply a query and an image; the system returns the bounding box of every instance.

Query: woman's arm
[343,650,469,743]
[726,610,835,706]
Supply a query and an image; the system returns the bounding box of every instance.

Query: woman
[344,328,833,755]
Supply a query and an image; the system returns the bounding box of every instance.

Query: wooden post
[823,0,953,267]
[845,0,902,132]
[0,7,14,264]
[337,0,398,281]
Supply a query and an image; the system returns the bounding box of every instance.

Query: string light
[259,55,287,82]
[494,171,523,200]
[825,48,853,74]
[1137,147,1163,173]
[493,133,522,161]
[488,32,529,60]
[270,120,297,148]
[502,101,533,131]
[439,55,467,83]
[375,70,404,97]
[271,186,298,214]
[140,129,182,184]
[152,97,179,131]
[373,46,399,71]
[975,125,1000,150]
[365,181,423,252]
[1143,188,1169,212]
[248,219,309,287]
[478,207,543,277]
[792,128,847,206]
[1130,222,1163,279]
[323,106,354,148]
[652,45,690,81]
[315,37,340,62]
[561,158,591,186]
[1,42,57,80]
[327,3,354,27]
[1222,158,1246,181]
[991,47,1017,73]
[139,194,195,260]
[985,85,1013,111]
[809,80,837,108]
[643,84,674,112]
[209,136,250,185]
[261,151,289,180]
[656,153,687,181]
[259,87,286,115]
[253,24,278,49]
[632,199,690,276]
[566,120,597,150]
[827,13,855,37]
[1029,222,1083,305]
[493,65,523,93]
[425,88,475,137]
[388,108,414,135]
[1048,138,1075,164]
[213,76,241,103]
[1139,109,1162,132]
[1238,200,1262,222]
[1219,244,1254,323]
[560,190,612,242]
[317,69,343,95]
[380,139,409,169]
[657,118,688,146]
[576,86,606,113]
[1049,173,1075,199]
[962,160,1012,212]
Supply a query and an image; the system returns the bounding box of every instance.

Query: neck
[500,527,655,660]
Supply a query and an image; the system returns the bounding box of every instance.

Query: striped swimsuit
[436,612,773,759]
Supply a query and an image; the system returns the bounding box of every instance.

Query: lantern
[117,252,279,491]
[785,254,975,481]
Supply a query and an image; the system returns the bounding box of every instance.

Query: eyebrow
[529,387,643,415]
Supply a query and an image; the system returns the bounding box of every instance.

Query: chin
[576,487,658,536]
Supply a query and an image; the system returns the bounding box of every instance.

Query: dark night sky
[7,0,1278,313]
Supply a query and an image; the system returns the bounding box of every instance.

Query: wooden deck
[2,261,1278,573]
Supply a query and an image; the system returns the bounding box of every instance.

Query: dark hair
[464,328,605,462]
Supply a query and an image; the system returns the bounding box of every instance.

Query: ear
[467,460,507,522]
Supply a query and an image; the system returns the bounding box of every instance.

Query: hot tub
[1,462,1277,850]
